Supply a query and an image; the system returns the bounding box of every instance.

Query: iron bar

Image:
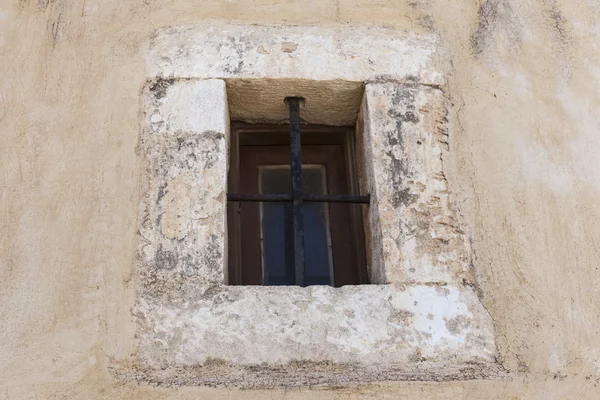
[228,193,370,204]
[285,97,305,287]
[227,193,293,202]
[301,194,370,204]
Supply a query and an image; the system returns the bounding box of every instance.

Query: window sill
[133,283,497,384]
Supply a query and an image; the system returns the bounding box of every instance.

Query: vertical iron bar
[285,97,305,287]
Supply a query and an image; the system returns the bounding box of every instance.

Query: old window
[227,98,368,287]
[134,25,497,385]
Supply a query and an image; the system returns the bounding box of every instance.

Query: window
[135,26,497,383]
[227,98,368,287]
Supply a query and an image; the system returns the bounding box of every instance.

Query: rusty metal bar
[285,97,305,287]
[227,193,370,204]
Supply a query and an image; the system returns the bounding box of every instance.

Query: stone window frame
[127,23,500,388]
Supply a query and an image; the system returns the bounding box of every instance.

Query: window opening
[259,165,335,286]
[227,97,370,287]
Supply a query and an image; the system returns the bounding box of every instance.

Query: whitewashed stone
[131,24,498,387]
[144,79,229,135]
[359,82,473,284]
[137,79,229,289]
[134,284,496,369]
[146,24,448,126]
[147,23,444,85]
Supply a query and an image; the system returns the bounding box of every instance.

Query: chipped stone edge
[110,359,509,389]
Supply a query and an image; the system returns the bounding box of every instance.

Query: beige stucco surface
[1,0,600,398]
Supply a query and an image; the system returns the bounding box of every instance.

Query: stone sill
[134,284,496,377]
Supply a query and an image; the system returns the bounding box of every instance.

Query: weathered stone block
[137,79,229,291]
[134,284,496,374]
[359,82,473,284]
[147,23,444,84]
[144,78,229,135]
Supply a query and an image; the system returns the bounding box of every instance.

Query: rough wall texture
[1,0,600,398]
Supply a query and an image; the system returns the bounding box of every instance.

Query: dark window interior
[227,123,368,286]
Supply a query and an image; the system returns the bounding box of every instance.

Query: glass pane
[260,168,294,285]
[259,165,333,286]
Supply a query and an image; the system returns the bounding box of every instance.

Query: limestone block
[144,78,228,135]
[137,79,229,290]
[134,284,496,374]
[147,23,444,85]
[360,82,472,284]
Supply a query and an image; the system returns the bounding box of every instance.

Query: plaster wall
[1,0,600,398]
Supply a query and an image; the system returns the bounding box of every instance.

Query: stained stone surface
[147,23,445,84]
[138,79,229,290]
[146,23,448,126]
[358,82,474,284]
[132,26,497,387]
[134,284,496,370]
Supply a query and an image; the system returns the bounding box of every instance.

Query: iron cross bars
[227,97,370,287]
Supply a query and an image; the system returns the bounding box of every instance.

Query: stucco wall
[1,0,599,398]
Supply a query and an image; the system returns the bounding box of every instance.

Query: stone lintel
[147,23,445,85]
[146,23,447,126]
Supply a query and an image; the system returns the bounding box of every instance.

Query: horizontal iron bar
[228,193,370,204]
[228,193,292,202]
[303,194,371,204]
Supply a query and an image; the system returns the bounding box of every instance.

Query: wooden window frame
[227,122,368,286]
